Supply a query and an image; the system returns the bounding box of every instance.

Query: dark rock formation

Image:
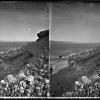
[36,30,49,50]
[22,29,49,57]
[36,30,49,42]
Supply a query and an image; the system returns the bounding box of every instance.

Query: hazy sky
[50,2,100,43]
[0,1,48,41]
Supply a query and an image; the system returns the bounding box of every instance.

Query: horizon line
[50,40,100,44]
[0,40,34,42]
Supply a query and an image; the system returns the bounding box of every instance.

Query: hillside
[50,46,100,97]
[0,30,49,97]
[0,30,49,79]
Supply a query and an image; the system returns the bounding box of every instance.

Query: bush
[62,74,100,97]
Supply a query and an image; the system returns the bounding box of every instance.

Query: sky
[50,2,100,43]
[0,1,48,41]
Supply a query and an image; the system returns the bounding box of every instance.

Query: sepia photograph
[0,1,49,98]
[50,1,100,97]
[2,0,100,99]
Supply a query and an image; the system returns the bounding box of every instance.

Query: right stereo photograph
[50,1,100,98]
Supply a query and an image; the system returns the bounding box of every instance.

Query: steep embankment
[50,47,100,96]
[0,30,49,80]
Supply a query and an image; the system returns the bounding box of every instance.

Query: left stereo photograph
[0,1,49,97]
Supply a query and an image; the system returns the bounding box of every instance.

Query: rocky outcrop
[36,30,49,42]
[23,30,49,57]
[36,30,49,49]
